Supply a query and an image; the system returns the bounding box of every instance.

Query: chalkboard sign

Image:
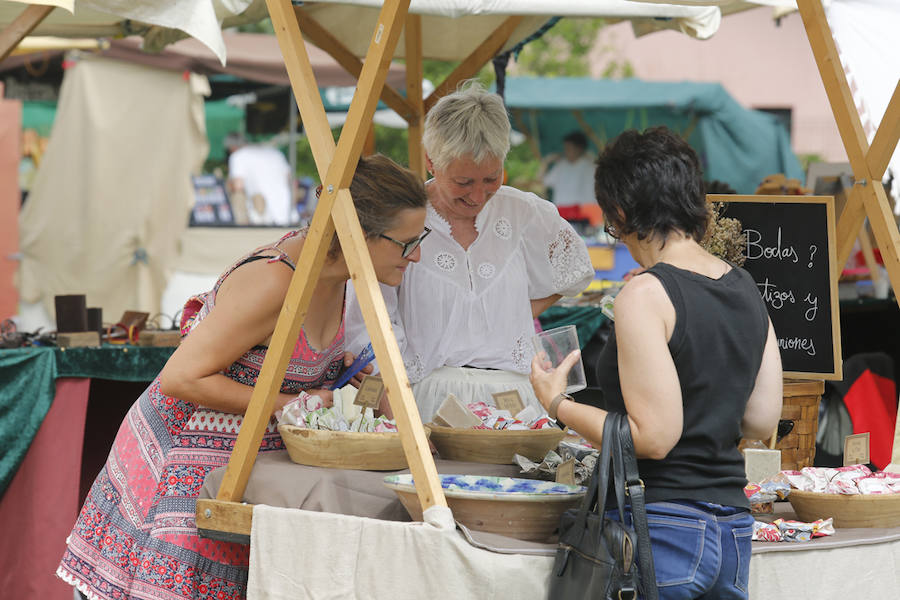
[710,195,842,380]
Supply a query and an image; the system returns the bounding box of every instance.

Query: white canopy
[0,0,262,65]
[1,1,798,66]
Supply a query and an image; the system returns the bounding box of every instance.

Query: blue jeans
[609,500,754,599]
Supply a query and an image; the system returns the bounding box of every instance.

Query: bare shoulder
[217,257,293,314]
[613,272,675,332]
[614,272,668,310]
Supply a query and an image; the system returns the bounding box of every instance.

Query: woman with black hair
[531,127,783,599]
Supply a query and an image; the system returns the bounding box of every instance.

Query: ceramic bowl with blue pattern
[383,474,586,541]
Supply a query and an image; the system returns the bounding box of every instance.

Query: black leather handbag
[548,412,658,600]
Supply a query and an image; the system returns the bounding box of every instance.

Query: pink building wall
[0,85,21,321]
[591,8,848,163]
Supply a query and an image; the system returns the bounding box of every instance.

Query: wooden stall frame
[2,0,897,536]
[0,5,53,62]
[205,0,900,537]
[198,0,447,537]
[796,0,900,311]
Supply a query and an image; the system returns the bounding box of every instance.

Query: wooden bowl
[426,424,565,464]
[384,474,585,541]
[278,424,430,471]
[788,490,900,528]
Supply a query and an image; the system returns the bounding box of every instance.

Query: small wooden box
[138,330,182,347]
[58,331,100,348]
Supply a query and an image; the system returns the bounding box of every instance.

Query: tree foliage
[513,19,605,78]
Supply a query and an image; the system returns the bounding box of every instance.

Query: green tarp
[501,77,804,194]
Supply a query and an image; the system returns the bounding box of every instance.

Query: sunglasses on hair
[380,227,432,258]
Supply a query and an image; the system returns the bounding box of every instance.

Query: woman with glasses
[58,154,427,600]
[346,82,593,421]
[530,127,782,599]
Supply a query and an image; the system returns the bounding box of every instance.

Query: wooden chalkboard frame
[709,194,843,381]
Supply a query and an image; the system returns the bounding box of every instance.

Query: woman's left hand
[341,351,375,388]
[530,349,581,411]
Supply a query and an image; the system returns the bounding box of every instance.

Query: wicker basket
[775,380,824,471]
[426,424,565,464]
[740,379,824,472]
[789,490,900,528]
[278,424,431,471]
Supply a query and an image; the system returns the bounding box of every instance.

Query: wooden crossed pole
[196,0,447,537]
[795,0,900,472]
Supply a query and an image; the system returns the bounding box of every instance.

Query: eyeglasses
[380,227,432,258]
[603,222,621,240]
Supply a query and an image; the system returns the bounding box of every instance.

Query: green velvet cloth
[54,345,174,381]
[0,345,174,496]
[538,306,610,350]
[0,348,58,496]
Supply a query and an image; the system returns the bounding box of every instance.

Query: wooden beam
[424,16,524,113]
[196,499,253,538]
[798,0,900,310]
[268,0,334,173]
[364,121,376,156]
[331,189,446,510]
[405,13,426,179]
[0,5,53,63]
[572,109,605,151]
[214,0,340,504]
[797,0,870,172]
[857,222,881,283]
[294,8,416,122]
[860,181,900,307]
[866,80,900,180]
[835,183,869,269]
[274,0,446,512]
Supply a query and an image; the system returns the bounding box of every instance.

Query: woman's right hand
[529,349,581,412]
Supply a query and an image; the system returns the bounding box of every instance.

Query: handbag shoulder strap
[617,416,658,600]
[569,412,617,540]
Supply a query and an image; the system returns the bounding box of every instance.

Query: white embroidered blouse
[345,186,594,383]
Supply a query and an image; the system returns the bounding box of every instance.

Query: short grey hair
[423,81,511,172]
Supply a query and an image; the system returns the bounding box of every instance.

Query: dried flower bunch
[701,202,746,267]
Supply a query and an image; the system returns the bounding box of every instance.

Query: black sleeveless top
[595,262,769,508]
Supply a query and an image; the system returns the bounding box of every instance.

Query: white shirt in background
[227,145,293,225]
[542,154,596,208]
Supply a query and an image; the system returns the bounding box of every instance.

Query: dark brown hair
[324,154,426,258]
[594,127,708,244]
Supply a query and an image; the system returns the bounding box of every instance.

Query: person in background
[539,130,596,222]
[57,155,428,600]
[225,132,294,226]
[345,82,594,422]
[530,127,782,599]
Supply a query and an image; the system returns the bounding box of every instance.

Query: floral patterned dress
[57,231,345,600]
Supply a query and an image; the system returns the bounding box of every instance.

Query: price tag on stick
[843,432,870,467]
[556,458,576,486]
[492,390,525,416]
[354,375,386,409]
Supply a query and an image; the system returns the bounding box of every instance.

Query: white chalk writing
[804,293,819,321]
[778,337,816,356]
[757,278,795,310]
[745,227,799,263]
